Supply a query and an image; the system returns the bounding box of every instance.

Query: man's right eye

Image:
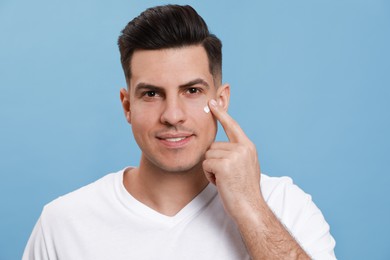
[145,91,156,97]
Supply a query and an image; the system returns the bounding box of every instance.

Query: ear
[216,83,230,112]
[120,88,132,124]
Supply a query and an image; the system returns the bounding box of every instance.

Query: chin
[149,155,204,174]
[158,162,201,174]
[141,146,207,174]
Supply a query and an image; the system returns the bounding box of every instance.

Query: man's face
[122,45,229,173]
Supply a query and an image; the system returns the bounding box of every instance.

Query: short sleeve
[261,174,336,259]
[22,217,50,260]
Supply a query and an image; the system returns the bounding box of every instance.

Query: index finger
[208,99,249,143]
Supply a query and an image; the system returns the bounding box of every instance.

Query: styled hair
[118,5,222,86]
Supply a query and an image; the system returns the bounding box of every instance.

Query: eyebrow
[134,78,210,93]
[179,78,210,89]
[134,83,164,93]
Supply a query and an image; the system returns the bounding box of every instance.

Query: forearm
[235,200,310,260]
[204,101,312,258]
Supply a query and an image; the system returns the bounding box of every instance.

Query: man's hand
[202,99,263,221]
[202,99,310,259]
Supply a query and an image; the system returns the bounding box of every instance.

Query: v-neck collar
[115,168,217,227]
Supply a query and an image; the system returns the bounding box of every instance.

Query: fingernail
[210,99,217,107]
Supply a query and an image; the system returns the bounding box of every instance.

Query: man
[23,5,336,259]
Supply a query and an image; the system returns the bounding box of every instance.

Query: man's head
[118,5,230,174]
[118,4,222,86]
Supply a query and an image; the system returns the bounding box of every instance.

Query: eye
[140,90,161,101]
[145,91,156,97]
[187,88,200,94]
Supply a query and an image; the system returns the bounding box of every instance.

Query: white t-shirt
[23,168,336,260]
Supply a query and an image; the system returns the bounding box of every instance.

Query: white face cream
[203,105,210,113]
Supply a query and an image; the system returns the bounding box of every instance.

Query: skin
[205,101,310,259]
[120,45,310,259]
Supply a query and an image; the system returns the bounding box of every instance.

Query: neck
[123,156,209,216]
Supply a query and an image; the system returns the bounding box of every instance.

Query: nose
[160,97,186,126]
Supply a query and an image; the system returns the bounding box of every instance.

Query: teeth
[164,137,186,142]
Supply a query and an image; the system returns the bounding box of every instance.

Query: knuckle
[202,159,209,170]
[236,144,246,154]
[248,142,256,153]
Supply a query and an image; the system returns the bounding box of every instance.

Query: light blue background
[1,0,389,259]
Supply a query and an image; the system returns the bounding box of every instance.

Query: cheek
[130,103,160,137]
[131,101,160,122]
[185,95,215,117]
[185,94,210,113]
[186,100,217,136]
[185,99,210,120]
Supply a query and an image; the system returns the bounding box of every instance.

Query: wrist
[231,195,269,229]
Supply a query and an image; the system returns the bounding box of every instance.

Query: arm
[233,196,310,259]
[203,99,310,259]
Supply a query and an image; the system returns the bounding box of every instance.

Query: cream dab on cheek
[203,105,210,113]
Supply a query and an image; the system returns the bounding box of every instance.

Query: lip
[156,133,194,148]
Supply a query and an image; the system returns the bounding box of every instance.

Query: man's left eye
[188,88,199,94]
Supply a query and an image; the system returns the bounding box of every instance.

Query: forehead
[129,46,213,89]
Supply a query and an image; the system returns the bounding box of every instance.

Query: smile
[157,134,194,148]
[163,137,186,142]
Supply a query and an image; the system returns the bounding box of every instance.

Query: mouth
[162,137,187,142]
[156,133,194,148]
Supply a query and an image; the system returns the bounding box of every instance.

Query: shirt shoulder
[260,174,336,259]
[42,170,122,222]
[260,174,307,209]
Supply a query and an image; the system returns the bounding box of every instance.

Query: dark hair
[118,5,222,86]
